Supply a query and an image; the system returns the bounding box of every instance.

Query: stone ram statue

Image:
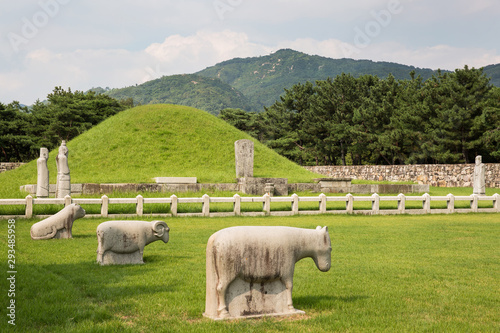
[30,203,86,240]
[204,225,331,320]
[96,220,170,265]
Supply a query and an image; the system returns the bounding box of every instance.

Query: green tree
[422,66,493,163]
[263,81,316,165]
[309,74,360,165]
[31,87,127,148]
[0,102,36,162]
[218,108,264,140]
[480,86,500,160]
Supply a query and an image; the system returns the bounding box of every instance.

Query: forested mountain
[484,63,500,87]
[102,49,499,114]
[196,49,440,109]
[105,74,257,115]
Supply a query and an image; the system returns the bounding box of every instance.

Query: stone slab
[235,139,254,178]
[314,178,352,182]
[154,177,197,184]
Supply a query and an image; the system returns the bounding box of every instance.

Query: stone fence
[1,193,498,219]
[0,162,25,173]
[304,164,500,188]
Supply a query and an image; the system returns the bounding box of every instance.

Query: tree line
[220,66,500,165]
[0,87,132,162]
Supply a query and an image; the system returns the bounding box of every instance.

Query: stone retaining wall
[20,183,240,196]
[0,162,25,173]
[304,163,500,188]
[21,181,428,196]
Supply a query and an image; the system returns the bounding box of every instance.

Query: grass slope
[0,104,321,197]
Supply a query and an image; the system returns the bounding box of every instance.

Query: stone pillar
[36,147,49,198]
[235,139,254,178]
[473,155,486,195]
[55,141,71,198]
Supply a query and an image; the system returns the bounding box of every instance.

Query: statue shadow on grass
[294,295,370,310]
[33,262,181,299]
[71,234,95,239]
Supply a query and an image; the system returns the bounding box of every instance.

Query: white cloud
[0,30,272,103]
[0,47,153,103]
[144,30,272,74]
[357,43,500,70]
[273,37,500,70]
[1,28,499,104]
[455,0,500,14]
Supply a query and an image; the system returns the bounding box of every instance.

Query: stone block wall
[0,162,25,173]
[237,177,288,196]
[304,164,500,188]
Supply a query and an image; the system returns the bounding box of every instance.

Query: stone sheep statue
[204,226,331,320]
[96,220,170,265]
[30,203,86,240]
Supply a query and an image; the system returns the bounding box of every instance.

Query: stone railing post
[371,193,380,214]
[64,194,72,206]
[422,193,431,214]
[170,194,178,216]
[25,195,33,219]
[202,194,210,217]
[263,193,271,215]
[493,193,500,212]
[346,193,354,214]
[319,193,326,214]
[446,193,455,213]
[136,194,144,216]
[101,195,109,217]
[397,193,406,214]
[470,194,478,213]
[291,193,299,215]
[233,194,241,216]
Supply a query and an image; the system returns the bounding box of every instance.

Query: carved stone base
[204,277,304,320]
[98,250,143,265]
[54,228,72,239]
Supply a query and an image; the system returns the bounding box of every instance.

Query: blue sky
[1,0,499,104]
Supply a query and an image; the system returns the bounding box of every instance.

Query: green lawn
[1,213,498,332]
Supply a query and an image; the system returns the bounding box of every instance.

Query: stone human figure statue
[36,147,49,198]
[473,155,486,195]
[55,141,71,198]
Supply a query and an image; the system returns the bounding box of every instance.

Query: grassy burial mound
[0,104,320,197]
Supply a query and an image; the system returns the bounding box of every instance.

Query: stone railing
[304,164,500,188]
[1,193,498,219]
[0,162,25,173]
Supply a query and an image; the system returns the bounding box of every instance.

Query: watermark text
[7,219,16,326]
[8,0,72,53]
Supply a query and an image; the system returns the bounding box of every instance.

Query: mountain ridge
[196,49,442,108]
[102,49,500,113]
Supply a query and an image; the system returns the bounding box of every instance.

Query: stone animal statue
[204,225,331,319]
[96,220,170,265]
[30,203,86,240]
